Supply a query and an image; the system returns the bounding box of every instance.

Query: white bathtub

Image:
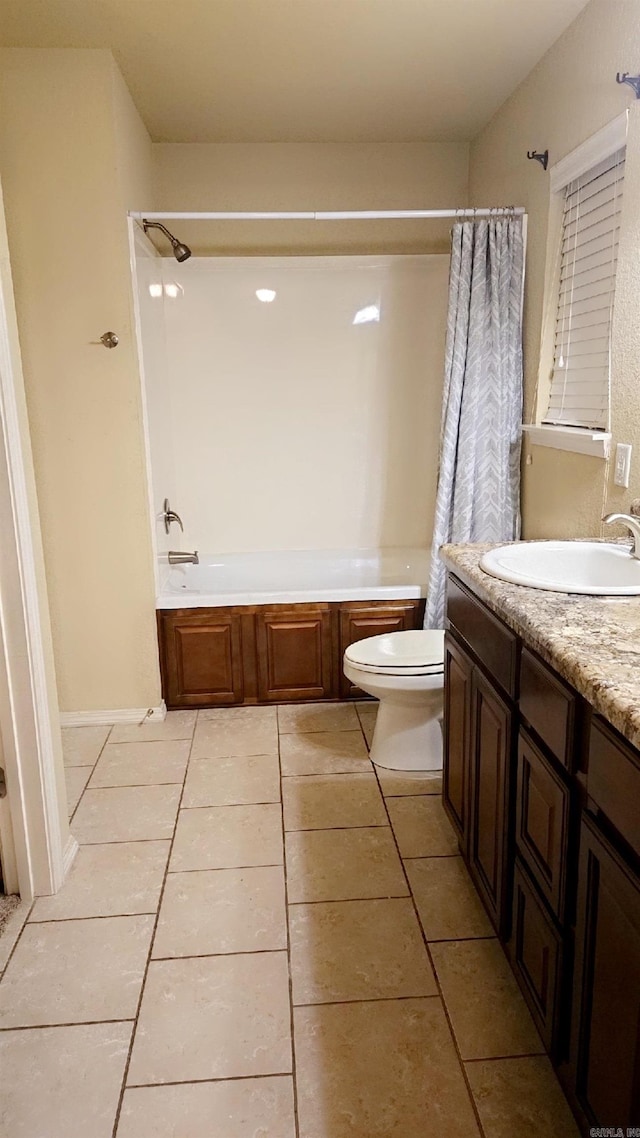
[157,547,430,608]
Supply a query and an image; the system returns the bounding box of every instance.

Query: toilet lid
[347,659,444,677]
[344,629,445,670]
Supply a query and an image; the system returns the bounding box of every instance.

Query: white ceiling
[0,0,591,143]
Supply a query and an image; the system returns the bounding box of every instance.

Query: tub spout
[168,550,199,565]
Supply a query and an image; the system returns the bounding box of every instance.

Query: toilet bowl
[344,629,445,772]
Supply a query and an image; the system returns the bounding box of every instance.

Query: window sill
[522,424,611,459]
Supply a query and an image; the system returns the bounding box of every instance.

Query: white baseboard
[59,700,167,728]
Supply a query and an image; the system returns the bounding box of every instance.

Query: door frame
[0,180,72,900]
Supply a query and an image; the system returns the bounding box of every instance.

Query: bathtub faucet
[168,550,199,565]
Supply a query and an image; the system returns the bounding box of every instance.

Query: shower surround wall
[138,253,449,564]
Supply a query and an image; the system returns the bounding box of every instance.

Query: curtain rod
[129,208,526,221]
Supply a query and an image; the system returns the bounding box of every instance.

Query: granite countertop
[440,542,640,751]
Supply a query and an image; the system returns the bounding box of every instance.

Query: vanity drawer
[510,857,563,1056]
[519,648,576,769]
[446,576,518,698]
[516,730,570,920]
[587,716,640,858]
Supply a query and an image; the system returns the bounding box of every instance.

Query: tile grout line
[365,728,490,1138]
[0,1017,136,1033]
[277,704,301,1138]
[110,717,197,1138]
[125,1071,293,1090]
[67,723,114,824]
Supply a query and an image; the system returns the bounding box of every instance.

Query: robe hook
[616,72,640,98]
[527,150,549,171]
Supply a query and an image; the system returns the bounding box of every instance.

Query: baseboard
[59,700,167,728]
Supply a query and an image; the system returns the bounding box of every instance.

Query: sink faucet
[602,513,640,559]
[168,551,199,565]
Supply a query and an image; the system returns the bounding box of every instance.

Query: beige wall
[153,141,469,255]
[0,49,161,713]
[469,0,640,538]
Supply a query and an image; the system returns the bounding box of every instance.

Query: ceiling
[0,0,590,144]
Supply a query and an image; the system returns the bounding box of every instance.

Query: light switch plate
[614,443,632,488]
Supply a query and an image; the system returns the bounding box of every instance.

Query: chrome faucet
[602,513,640,559]
[168,551,199,565]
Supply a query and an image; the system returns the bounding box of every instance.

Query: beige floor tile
[431,939,544,1060]
[278,702,360,733]
[282,772,387,831]
[376,765,443,796]
[465,1055,580,1138]
[0,901,31,973]
[170,803,283,871]
[286,826,408,903]
[0,1022,132,1138]
[295,998,481,1138]
[72,785,181,844]
[61,725,111,767]
[88,740,190,788]
[280,730,370,776]
[388,795,459,857]
[65,766,91,817]
[405,856,494,940]
[290,897,437,1004]
[356,704,378,748]
[153,866,287,957]
[191,711,278,760]
[0,915,154,1027]
[127,951,292,1084]
[117,1077,296,1138]
[30,842,170,922]
[182,753,280,808]
[110,710,196,744]
[199,705,277,723]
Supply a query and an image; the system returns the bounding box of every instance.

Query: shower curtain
[425,217,524,629]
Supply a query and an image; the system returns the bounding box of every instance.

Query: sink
[479,541,640,595]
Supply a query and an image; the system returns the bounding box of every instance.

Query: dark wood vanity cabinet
[158,597,424,708]
[444,571,640,1134]
[443,584,515,938]
[571,815,640,1128]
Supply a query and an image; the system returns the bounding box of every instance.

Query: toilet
[344,629,445,772]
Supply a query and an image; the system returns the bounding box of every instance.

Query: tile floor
[0,701,580,1138]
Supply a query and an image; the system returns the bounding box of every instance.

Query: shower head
[142,220,192,262]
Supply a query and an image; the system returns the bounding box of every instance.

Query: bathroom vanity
[441,545,640,1135]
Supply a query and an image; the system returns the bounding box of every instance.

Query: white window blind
[543,147,625,430]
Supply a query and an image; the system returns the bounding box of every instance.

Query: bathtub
[157,547,430,608]
[156,547,429,708]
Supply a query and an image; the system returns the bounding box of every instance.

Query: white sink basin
[479,541,640,595]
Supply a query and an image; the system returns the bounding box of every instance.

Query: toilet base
[370,696,443,772]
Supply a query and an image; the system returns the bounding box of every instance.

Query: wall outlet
[614,443,632,488]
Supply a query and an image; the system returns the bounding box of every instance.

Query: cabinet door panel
[516,730,570,920]
[443,633,472,846]
[510,859,563,1056]
[339,603,422,698]
[571,815,640,1128]
[256,608,333,702]
[159,611,244,708]
[469,668,513,935]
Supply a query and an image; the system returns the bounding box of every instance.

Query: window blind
[543,147,625,430]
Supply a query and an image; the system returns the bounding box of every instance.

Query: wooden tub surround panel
[158,599,425,708]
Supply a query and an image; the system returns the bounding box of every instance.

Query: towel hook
[616,72,640,98]
[527,150,549,171]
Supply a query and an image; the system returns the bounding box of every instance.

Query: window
[542,146,625,432]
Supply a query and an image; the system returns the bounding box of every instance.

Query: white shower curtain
[425,217,524,629]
